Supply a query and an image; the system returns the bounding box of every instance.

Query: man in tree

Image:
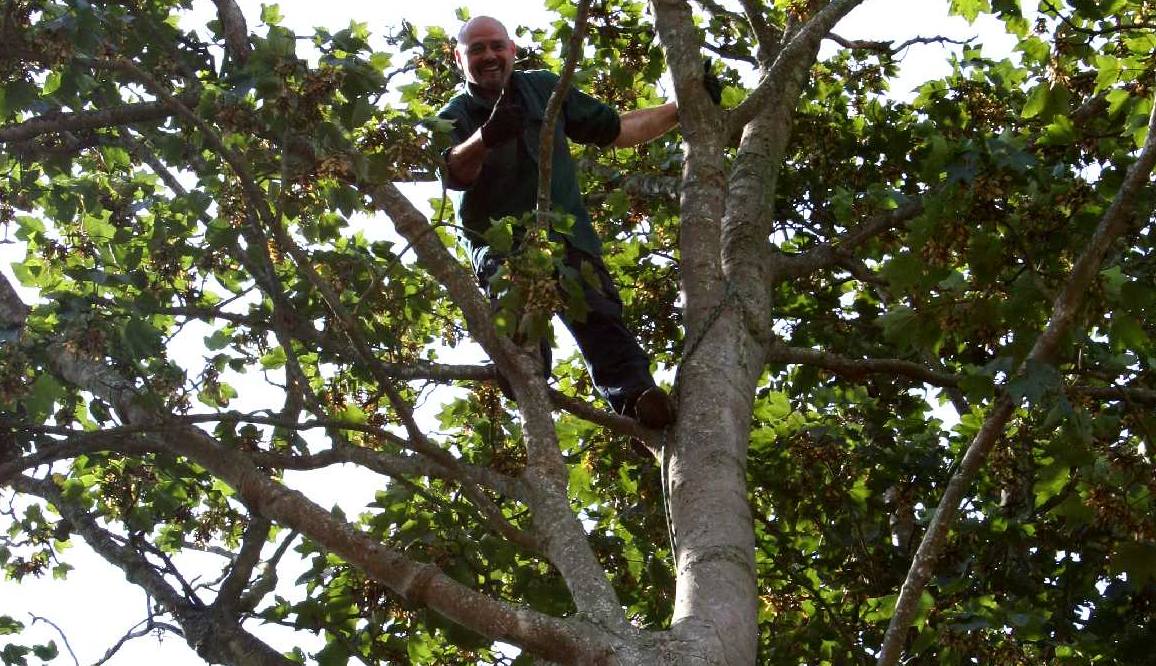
[439,15,692,429]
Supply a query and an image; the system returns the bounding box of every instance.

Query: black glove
[480,87,525,148]
[702,59,723,106]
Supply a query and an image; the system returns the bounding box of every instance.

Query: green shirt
[437,69,621,269]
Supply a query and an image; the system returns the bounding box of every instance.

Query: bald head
[454,16,516,99]
[457,16,509,43]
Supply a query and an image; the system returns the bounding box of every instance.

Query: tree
[1,0,1154,663]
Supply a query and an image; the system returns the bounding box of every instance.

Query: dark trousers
[477,245,656,414]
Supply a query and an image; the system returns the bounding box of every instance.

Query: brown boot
[630,386,676,429]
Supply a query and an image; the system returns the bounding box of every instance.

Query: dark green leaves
[1021,81,1069,120]
[0,617,57,666]
[1111,542,1156,584]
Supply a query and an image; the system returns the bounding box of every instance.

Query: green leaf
[483,218,515,255]
[864,594,898,622]
[1021,83,1049,119]
[1109,313,1149,353]
[0,618,22,636]
[120,318,163,359]
[32,641,58,660]
[1038,115,1075,146]
[336,403,367,425]
[1111,542,1156,584]
[406,638,434,663]
[260,3,282,24]
[1008,360,1062,405]
[1,643,31,665]
[1023,81,1070,121]
[41,71,63,97]
[369,51,391,73]
[948,0,991,21]
[1032,461,1069,507]
[211,478,236,498]
[25,374,64,423]
[260,346,288,369]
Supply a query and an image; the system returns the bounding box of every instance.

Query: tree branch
[824,33,972,54]
[1041,0,1156,37]
[107,55,541,561]
[736,0,784,64]
[211,0,251,66]
[729,0,866,134]
[0,431,162,486]
[765,341,959,386]
[1,280,611,661]
[535,0,592,226]
[214,515,271,611]
[92,618,183,666]
[28,614,80,666]
[359,180,628,626]
[0,96,195,144]
[702,41,759,66]
[774,200,923,282]
[12,475,297,666]
[549,389,659,445]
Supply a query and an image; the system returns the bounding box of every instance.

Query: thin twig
[28,614,80,666]
[92,618,183,666]
[825,33,973,54]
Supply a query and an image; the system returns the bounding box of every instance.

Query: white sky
[0,1,1027,664]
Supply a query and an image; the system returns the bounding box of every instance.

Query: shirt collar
[459,70,524,113]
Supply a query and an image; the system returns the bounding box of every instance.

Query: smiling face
[454,17,515,99]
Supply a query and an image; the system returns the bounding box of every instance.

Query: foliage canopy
[1,0,1154,664]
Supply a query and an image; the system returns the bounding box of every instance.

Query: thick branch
[729,0,866,134]
[765,341,959,386]
[0,96,194,144]
[774,200,924,282]
[549,389,658,445]
[360,180,627,624]
[651,0,727,341]
[211,0,252,66]
[0,272,30,327]
[736,0,783,64]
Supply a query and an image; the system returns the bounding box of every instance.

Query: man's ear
[452,47,465,73]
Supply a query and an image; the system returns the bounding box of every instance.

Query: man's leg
[558,247,673,427]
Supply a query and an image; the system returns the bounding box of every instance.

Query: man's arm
[445,129,488,188]
[444,88,525,189]
[612,102,678,148]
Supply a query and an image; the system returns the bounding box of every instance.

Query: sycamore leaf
[949,0,991,21]
[1111,542,1156,584]
[260,3,282,24]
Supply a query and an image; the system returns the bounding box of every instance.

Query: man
[438,16,704,429]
